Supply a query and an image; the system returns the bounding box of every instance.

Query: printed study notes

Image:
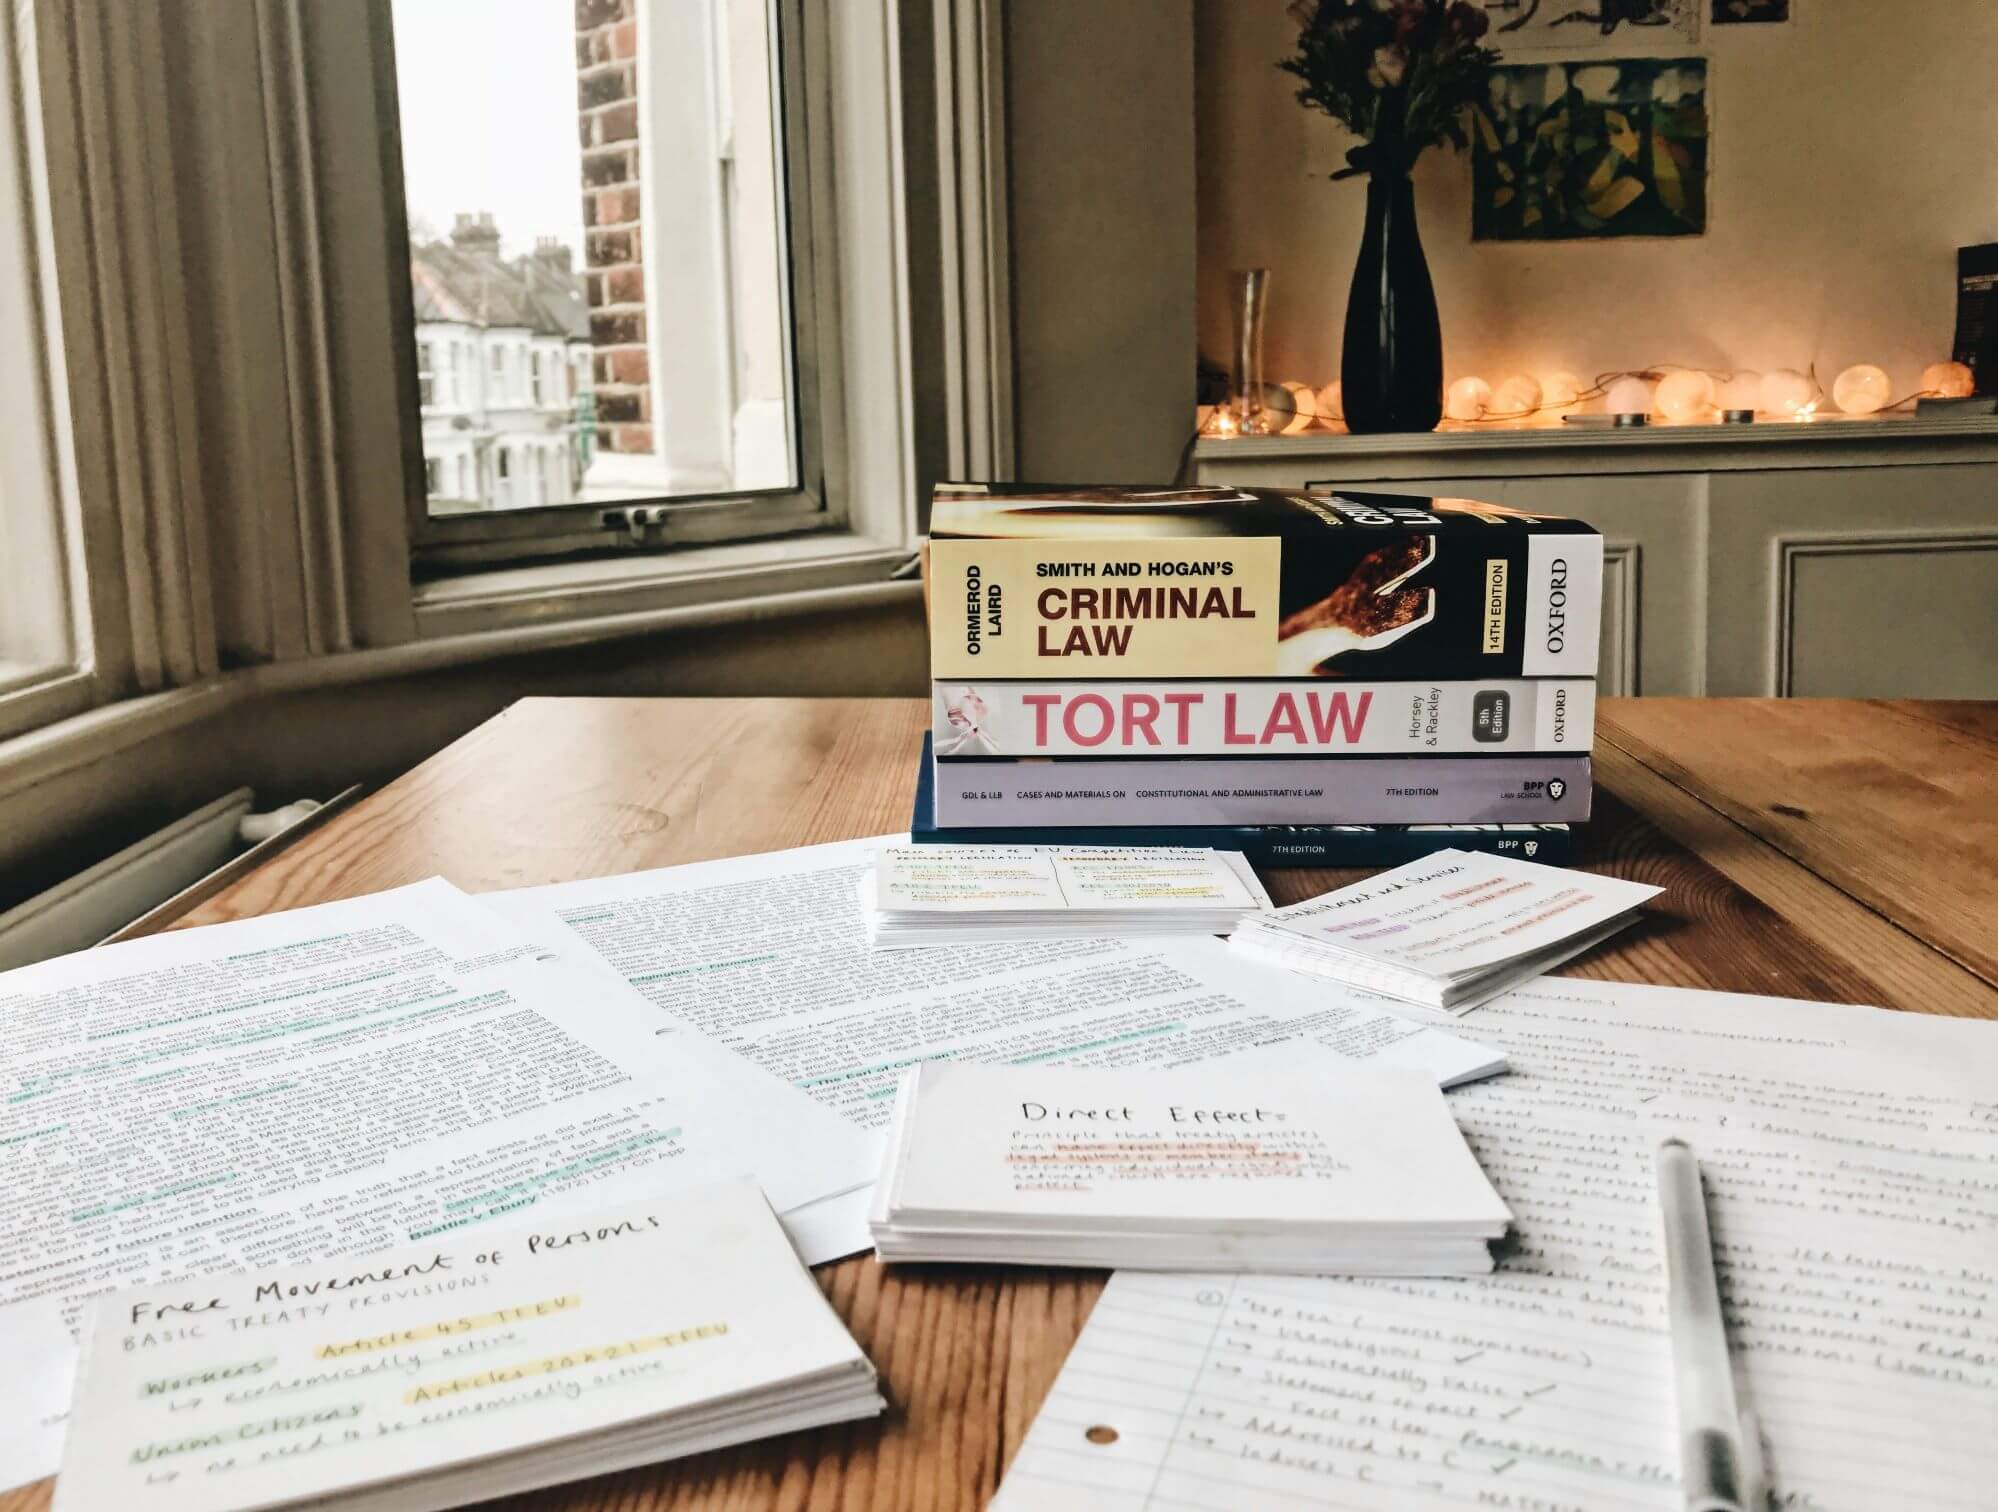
[1230,847,1659,1014]
[862,844,1274,946]
[482,835,1510,1255]
[0,880,880,1492]
[996,979,1998,1512]
[869,1053,1509,1274]
[55,1181,883,1512]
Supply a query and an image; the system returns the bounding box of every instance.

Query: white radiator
[0,788,255,969]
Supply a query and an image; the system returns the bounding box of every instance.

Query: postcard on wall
[1472,58,1709,241]
[1481,0,1700,55]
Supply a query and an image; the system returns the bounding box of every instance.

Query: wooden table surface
[7,697,1993,1511]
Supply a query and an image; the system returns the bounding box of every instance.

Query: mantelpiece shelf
[1194,413,1998,476]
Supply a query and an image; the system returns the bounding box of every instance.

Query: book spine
[933,678,1594,757]
[932,755,1592,827]
[927,528,1600,680]
[912,823,1574,868]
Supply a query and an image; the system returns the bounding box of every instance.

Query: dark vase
[1341,172,1443,434]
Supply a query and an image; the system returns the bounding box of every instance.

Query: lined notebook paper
[996,979,1998,1512]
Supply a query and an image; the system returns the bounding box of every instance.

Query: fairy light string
[1204,360,1971,435]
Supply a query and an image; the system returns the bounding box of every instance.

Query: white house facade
[412,214,594,514]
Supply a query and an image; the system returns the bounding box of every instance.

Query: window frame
[0,0,99,744]
[3,0,988,760]
[391,0,841,569]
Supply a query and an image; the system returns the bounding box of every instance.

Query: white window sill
[0,539,923,804]
[0,665,95,745]
[0,659,56,698]
[410,526,919,639]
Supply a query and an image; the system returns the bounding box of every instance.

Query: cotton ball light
[1444,376,1491,422]
[1654,369,1716,424]
[1541,371,1585,414]
[1605,375,1654,418]
[1922,360,1975,398]
[1832,363,1891,416]
[1278,381,1319,434]
[1718,370,1762,412]
[1489,373,1543,419]
[1760,368,1814,418]
[1316,380,1343,422]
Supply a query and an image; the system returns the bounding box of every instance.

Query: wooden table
[7,698,1993,1511]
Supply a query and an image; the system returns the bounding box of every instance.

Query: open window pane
[0,0,77,706]
[391,0,798,519]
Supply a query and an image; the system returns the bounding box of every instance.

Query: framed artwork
[1482,0,1701,54]
[1472,58,1709,241]
[1712,0,1789,21]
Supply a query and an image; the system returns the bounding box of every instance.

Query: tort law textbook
[932,677,1594,757]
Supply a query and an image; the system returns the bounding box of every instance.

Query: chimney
[532,237,573,272]
[450,212,501,252]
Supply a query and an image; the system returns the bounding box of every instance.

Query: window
[0,0,934,762]
[391,0,820,557]
[0,0,87,739]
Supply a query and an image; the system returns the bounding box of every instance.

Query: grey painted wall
[1006,0,1196,484]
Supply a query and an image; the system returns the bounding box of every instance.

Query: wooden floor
[4,697,1991,1511]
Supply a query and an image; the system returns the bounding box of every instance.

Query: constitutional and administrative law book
[927,483,1602,681]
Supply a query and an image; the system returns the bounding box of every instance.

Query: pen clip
[1736,1406,1766,1512]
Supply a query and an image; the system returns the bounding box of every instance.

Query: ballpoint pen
[1657,1137,1759,1512]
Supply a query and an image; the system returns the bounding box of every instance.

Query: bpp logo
[1524,840,1539,857]
[1545,777,1567,802]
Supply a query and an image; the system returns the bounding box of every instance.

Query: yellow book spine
[929,538,1284,678]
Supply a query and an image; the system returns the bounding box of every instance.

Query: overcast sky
[390,0,589,261]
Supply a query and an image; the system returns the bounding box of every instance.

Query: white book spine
[933,678,1595,758]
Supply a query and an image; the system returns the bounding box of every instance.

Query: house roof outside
[411,213,589,341]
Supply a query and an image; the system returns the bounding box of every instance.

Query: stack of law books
[919,482,1602,867]
[869,1056,1513,1275]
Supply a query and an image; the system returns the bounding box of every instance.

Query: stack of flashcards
[54,1182,882,1512]
[1229,848,1661,1016]
[868,1054,1511,1275]
[862,844,1274,947]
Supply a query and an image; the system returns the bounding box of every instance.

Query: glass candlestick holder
[1230,268,1273,435]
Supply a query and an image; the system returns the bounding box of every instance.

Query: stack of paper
[993,979,1998,1512]
[1229,847,1660,1015]
[868,1053,1510,1275]
[0,878,886,1491]
[54,1181,882,1512]
[861,844,1274,946]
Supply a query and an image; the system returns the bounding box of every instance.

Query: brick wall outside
[576,0,649,454]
